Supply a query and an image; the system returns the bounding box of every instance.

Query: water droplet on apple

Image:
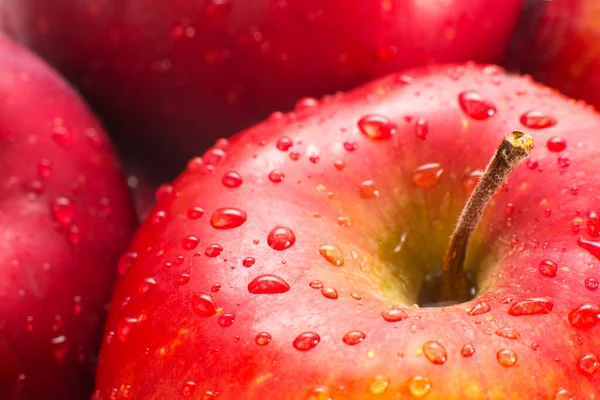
[321,287,338,300]
[181,235,200,250]
[309,280,323,289]
[458,91,496,120]
[289,151,301,161]
[342,330,365,345]
[526,158,539,170]
[539,259,558,278]
[52,126,73,147]
[546,136,566,152]
[467,301,491,315]
[368,375,390,394]
[138,277,156,295]
[293,332,320,351]
[210,207,247,229]
[461,344,475,357]
[222,171,243,188]
[382,307,409,322]
[577,353,598,374]
[116,317,137,342]
[358,115,397,140]
[586,211,600,237]
[218,313,235,327]
[276,136,293,151]
[205,244,223,257]
[508,297,553,316]
[412,163,443,188]
[577,237,600,261]
[520,111,557,129]
[248,275,291,294]
[496,349,517,367]
[585,277,599,290]
[554,388,572,400]
[295,97,319,113]
[422,341,447,364]
[351,292,362,300]
[268,169,285,183]
[495,327,520,339]
[359,180,379,199]
[118,252,138,276]
[51,335,69,363]
[343,141,359,152]
[243,257,255,268]
[267,226,296,250]
[181,381,196,397]
[203,148,226,166]
[318,245,344,266]
[178,273,190,285]
[187,207,204,220]
[568,303,600,329]
[38,159,52,178]
[51,197,76,226]
[557,155,571,168]
[191,293,217,317]
[407,376,431,397]
[415,119,428,140]
[255,332,272,346]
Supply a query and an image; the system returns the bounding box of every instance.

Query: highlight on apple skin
[93,63,600,399]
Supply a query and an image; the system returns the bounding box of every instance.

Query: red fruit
[513,0,600,110]
[0,0,523,175]
[95,64,600,398]
[0,38,136,398]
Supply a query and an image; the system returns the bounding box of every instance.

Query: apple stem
[441,131,534,302]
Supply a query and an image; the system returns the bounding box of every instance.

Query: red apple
[0,0,524,176]
[94,64,600,399]
[0,37,137,399]
[512,0,600,109]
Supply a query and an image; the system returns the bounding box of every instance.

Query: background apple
[0,0,524,177]
[94,64,600,399]
[0,37,137,399]
[511,0,600,110]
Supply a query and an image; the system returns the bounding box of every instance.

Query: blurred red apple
[0,0,523,175]
[0,37,137,399]
[512,0,600,109]
[94,64,600,399]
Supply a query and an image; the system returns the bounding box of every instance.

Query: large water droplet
[496,349,517,367]
[495,327,520,340]
[412,163,443,188]
[407,376,431,397]
[585,277,599,291]
[539,259,558,278]
[554,389,573,400]
[546,136,566,152]
[358,115,397,140]
[248,275,291,294]
[520,111,557,129]
[461,344,475,357]
[276,136,293,151]
[243,257,255,268]
[577,353,598,375]
[205,244,223,257]
[381,307,408,322]
[181,235,200,250]
[267,226,296,250]
[181,381,197,397]
[218,313,235,327]
[210,207,247,229]
[222,171,243,188]
[568,303,600,329]
[368,376,390,394]
[467,301,490,316]
[318,245,344,266]
[268,169,285,183]
[508,297,553,316]
[342,330,365,346]
[309,280,323,289]
[187,207,204,220]
[586,211,600,237]
[191,293,217,317]
[255,332,272,346]
[321,287,338,300]
[293,332,320,351]
[51,197,76,226]
[458,91,497,120]
[422,341,447,364]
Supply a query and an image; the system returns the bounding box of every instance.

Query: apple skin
[94,64,600,399]
[0,37,137,399]
[0,0,524,176]
[513,0,600,110]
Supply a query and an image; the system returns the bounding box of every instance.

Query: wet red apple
[0,37,137,399]
[0,0,523,176]
[93,63,600,399]
[512,0,600,109]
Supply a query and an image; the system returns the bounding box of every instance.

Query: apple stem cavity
[441,131,534,302]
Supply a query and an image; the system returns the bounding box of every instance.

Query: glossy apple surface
[0,0,523,175]
[94,64,600,399]
[513,0,600,109]
[0,37,137,399]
